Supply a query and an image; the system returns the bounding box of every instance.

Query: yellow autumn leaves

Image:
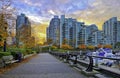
[0,14,8,47]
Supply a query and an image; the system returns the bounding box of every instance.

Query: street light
[3,22,8,52]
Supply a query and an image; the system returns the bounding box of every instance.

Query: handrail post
[86,56,93,72]
[66,54,70,62]
[74,55,77,64]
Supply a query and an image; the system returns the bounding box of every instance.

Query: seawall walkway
[0,53,87,78]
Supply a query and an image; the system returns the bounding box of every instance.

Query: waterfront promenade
[0,53,87,78]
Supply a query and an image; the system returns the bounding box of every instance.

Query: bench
[0,59,5,67]
[2,55,18,67]
[2,55,13,64]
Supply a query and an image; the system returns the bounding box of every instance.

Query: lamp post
[3,40,6,52]
[3,22,8,52]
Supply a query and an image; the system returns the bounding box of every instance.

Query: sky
[11,0,120,30]
[10,0,120,43]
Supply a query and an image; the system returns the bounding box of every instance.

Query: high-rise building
[16,13,34,47]
[47,15,80,48]
[63,18,77,47]
[90,31,103,46]
[47,16,60,45]
[16,14,30,29]
[79,25,86,45]
[102,17,120,47]
[59,15,65,47]
[117,21,120,42]
[47,15,120,48]
[68,18,74,46]
[74,22,83,47]
[62,18,69,44]
[60,16,85,48]
[114,21,120,43]
[86,24,98,45]
[47,15,103,48]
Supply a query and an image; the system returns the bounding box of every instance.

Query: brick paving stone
[0,53,87,78]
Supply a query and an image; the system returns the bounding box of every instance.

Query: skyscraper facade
[116,21,120,42]
[47,15,88,48]
[16,13,34,47]
[91,31,103,46]
[75,22,83,47]
[47,16,60,45]
[103,17,120,47]
[86,24,98,45]
[47,15,120,48]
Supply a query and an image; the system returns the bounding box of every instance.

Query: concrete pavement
[0,53,87,78]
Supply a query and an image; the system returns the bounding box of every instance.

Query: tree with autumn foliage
[0,0,17,51]
[87,45,95,50]
[23,37,35,48]
[78,44,86,50]
[18,24,35,48]
[51,46,57,50]
[0,14,8,43]
[61,44,73,50]
[104,44,112,49]
[0,13,8,51]
[62,38,68,45]
[47,38,53,45]
[97,44,103,49]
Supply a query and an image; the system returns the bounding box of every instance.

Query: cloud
[12,0,120,30]
[89,0,120,28]
[65,0,120,29]
[14,0,92,15]
[48,10,56,15]
[28,15,42,23]
[27,14,51,25]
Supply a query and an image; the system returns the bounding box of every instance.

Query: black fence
[50,51,120,77]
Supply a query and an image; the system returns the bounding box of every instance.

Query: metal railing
[50,51,120,76]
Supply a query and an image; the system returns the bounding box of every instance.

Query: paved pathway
[0,53,87,78]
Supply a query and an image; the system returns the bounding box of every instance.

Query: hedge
[0,52,11,58]
[8,48,35,57]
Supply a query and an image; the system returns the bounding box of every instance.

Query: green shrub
[10,51,16,58]
[32,46,40,53]
[25,49,32,54]
[31,51,36,54]
[0,52,11,58]
[42,47,49,51]
[7,47,34,57]
[8,48,26,56]
[58,49,68,52]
